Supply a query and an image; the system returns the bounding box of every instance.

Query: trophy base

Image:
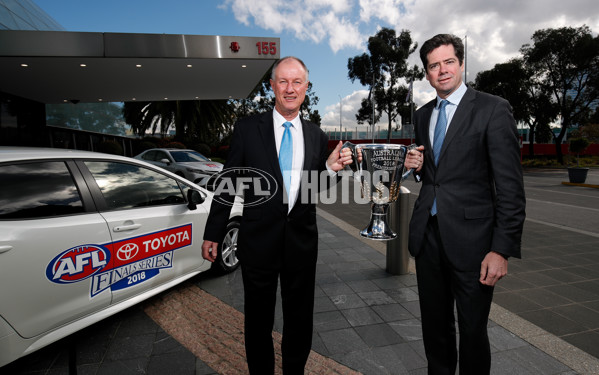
[360,203,397,241]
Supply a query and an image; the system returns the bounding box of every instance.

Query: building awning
[0,30,279,104]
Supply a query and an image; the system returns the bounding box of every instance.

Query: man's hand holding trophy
[341,142,423,240]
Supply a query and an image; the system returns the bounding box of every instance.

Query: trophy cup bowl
[342,142,415,240]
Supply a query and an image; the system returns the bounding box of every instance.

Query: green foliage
[136,140,157,155]
[473,25,599,164]
[232,69,322,125]
[165,141,186,149]
[535,123,554,144]
[521,155,599,168]
[569,137,591,167]
[192,143,212,157]
[141,136,171,148]
[569,137,590,154]
[123,100,234,145]
[347,28,424,141]
[472,58,558,157]
[520,25,599,164]
[210,156,226,164]
[572,123,599,143]
[97,140,123,156]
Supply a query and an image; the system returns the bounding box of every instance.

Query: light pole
[338,95,343,134]
[464,33,468,84]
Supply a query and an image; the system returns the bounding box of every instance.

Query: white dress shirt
[273,110,304,212]
[428,82,467,146]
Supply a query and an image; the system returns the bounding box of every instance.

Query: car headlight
[186,167,218,175]
[186,167,206,174]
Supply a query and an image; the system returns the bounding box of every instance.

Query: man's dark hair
[419,34,464,70]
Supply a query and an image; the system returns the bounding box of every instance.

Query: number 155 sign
[256,41,277,55]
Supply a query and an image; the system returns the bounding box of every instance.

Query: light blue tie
[279,121,293,197]
[431,100,448,216]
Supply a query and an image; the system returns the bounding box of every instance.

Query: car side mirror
[187,189,205,210]
[160,158,171,165]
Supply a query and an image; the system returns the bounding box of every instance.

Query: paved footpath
[2,169,598,374]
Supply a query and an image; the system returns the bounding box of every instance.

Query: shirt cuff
[325,162,337,177]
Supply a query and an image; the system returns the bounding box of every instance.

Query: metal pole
[410,84,415,144]
[339,95,343,129]
[386,186,411,275]
[372,73,375,143]
[464,34,468,84]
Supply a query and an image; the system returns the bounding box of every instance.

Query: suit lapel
[439,87,476,162]
[301,118,315,171]
[257,111,284,187]
[420,100,435,164]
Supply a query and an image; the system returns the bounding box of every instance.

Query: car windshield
[170,151,209,163]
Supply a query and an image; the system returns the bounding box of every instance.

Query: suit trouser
[415,215,494,375]
[240,260,316,375]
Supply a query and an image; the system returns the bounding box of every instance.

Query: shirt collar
[437,82,467,108]
[273,109,300,129]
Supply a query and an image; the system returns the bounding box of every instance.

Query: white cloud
[221,0,599,129]
[322,90,368,130]
[359,0,403,25]
[321,90,409,131]
[223,0,364,52]
[322,12,365,51]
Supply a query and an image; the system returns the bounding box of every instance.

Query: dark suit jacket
[408,87,526,271]
[203,111,330,270]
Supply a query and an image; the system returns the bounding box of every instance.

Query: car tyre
[214,218,240,273]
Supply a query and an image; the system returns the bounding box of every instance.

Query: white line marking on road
[525,198,599,212]
[525,217,599,238]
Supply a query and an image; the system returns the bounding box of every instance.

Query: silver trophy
[343,142,416,240]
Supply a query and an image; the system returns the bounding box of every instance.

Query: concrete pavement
[2,168,598,374]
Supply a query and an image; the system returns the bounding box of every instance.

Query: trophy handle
[400,144,417,181]
[341,141,362,175]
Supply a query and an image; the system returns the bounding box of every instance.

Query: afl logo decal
[117,243,139,261]
[46,245,110,284]
[209,167,278,207]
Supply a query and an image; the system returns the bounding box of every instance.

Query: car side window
[142,150,156,161]
[0,161,84,219]
[155,151,170,162]
[84,161,185,210]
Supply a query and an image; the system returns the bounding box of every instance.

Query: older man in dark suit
[201,56,355,375]
[408,34,526,374]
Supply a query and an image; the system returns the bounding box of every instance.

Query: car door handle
[0,245,13,254]
[113,224,142,232]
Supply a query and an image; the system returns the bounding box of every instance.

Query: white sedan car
[0,147,240,367]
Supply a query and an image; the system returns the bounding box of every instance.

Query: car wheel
[215,219,240,273]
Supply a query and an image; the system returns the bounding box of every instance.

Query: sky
[35,0,599,132]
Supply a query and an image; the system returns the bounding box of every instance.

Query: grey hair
[270,56,309,82]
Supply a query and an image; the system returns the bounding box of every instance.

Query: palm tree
[123,99,234,143]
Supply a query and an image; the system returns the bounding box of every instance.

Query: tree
[572,123,599,143]
[472,58,558,157]
[347,28,423,142]
[123,65,322,149]
[233,68,321,125]
[123,99,234,145]
[520,25,599,164]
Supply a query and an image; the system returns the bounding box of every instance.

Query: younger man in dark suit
[408,34,526,374]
